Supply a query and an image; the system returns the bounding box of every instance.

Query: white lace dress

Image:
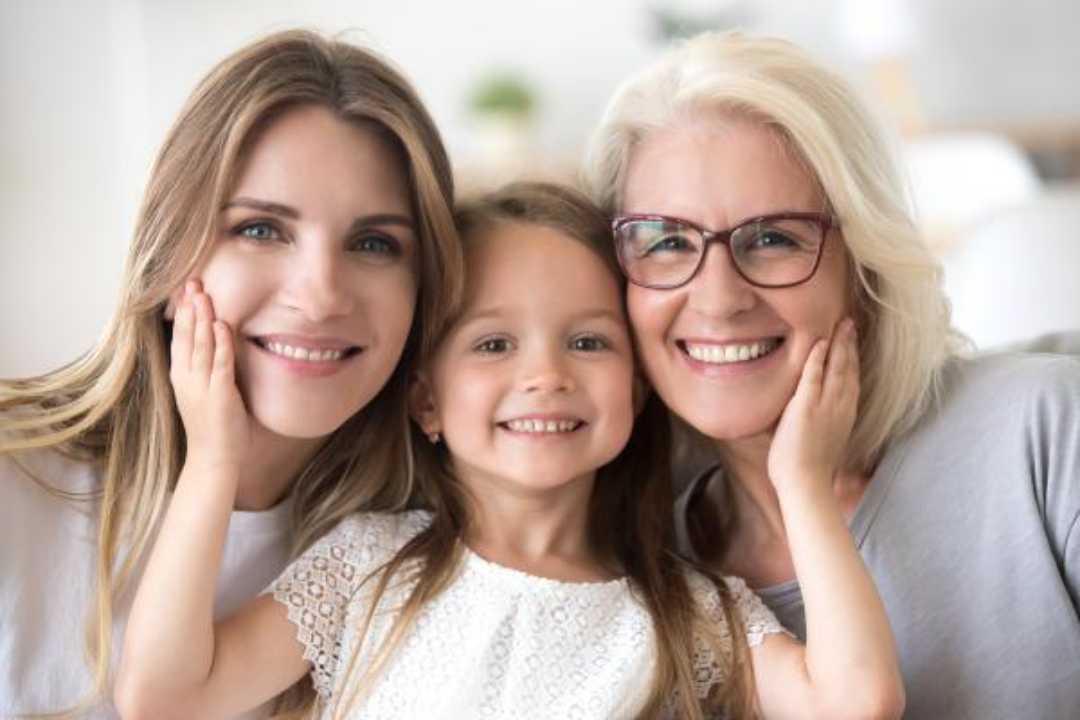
[269,511,784,719]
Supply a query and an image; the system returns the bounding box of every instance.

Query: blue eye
[351,233,401,257]
[474,337,511,354]
[643,233,695,256]
[570,334,608,352]
[236,221,281,242]
[749,230,797,249]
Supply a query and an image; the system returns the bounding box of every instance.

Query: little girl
[117,183,902,719]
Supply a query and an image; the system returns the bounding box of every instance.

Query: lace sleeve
[685,571,788,701]
[267,511,430,700]
[721,574,786,647]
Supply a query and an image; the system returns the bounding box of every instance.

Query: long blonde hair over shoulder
[583,31,964,473]
[0,29,463,714]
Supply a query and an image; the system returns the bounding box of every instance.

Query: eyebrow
[459,306,626,326]
[223,197,415,231]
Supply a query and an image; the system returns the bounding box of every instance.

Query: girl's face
[621,116,850,443]
[191,104,418,439]
[415,222,636,495]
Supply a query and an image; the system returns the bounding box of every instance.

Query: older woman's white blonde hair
[583,31,963,472]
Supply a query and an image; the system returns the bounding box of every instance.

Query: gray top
[675,352,1080,719]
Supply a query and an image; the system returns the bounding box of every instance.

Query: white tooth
[269,342,281,355]
[298,347,312,361]
[750,343,762,359]
[546,421,557,433]
[721,346,737,362]
[738,345,751,361]
[331,350,343,361]
[529,420,540,433]
[283,345,296,358]
[712,346,725,363]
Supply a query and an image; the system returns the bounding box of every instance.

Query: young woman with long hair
[0,30,462,717]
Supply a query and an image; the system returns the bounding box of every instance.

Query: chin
[250,401,358,440]
[671,401,783,442]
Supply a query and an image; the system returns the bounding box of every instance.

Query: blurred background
[3,0,1080,377]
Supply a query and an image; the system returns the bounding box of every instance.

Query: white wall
[4,0,1080,375]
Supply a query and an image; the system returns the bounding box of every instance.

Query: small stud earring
[428,431,441,444]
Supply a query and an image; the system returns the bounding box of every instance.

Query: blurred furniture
[941,185,1080,350]
[904,132,1042,250]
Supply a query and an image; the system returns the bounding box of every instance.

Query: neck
[714,432,788,540]
[232,423,324,511]
[462,469,609,582]
[712,432,871,543]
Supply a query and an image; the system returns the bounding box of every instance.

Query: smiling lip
[497,414,586,436]
[676,336,785,376]
[249,334,363,377]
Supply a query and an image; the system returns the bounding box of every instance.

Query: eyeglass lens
[616,216,824,288]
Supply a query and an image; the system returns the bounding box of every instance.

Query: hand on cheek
[767,317,859,491]
[169,279,252,474]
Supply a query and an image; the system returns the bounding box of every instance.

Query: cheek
[627,285,683,373]
[195,250,270,325]
[362,266,419,336]
[779,252,851,339]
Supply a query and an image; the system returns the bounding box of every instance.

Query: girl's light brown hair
[327,182,754,719]
[0,29,463,715]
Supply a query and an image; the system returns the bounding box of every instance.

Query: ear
[408,370,442,436]
[632,372,651,417]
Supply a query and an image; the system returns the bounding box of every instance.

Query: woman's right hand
[170,280,251,474]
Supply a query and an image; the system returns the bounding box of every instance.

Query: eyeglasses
[611,212,836,290]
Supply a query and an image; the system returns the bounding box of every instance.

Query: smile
[498,417,585,434]
[680,338,782,365]
[251,337,362,363]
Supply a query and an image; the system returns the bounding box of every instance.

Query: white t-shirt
[0,448,294,718]
[270,510,783,719]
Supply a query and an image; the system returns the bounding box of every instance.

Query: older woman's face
[622,116,850,441]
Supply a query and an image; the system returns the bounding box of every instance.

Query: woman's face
[621,115,850,442]
[191,104,418,439]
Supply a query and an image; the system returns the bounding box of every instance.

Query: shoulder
[684,569,786,646]
[940,351,1080,404]
[279,509,432,591]
[0,445,100,496]
[921,352,1080,443]
[308,509,433,565]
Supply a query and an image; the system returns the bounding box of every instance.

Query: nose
[685,242,758,318]
[282,242,356,321]
[519,345,575,394]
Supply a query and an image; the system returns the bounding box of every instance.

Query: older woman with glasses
[585,32,1080,718]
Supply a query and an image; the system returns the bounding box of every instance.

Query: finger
[191,292,215,378]
[210,320,236,386]
[796,338,828,402]
[823,319,851,397]
[171,298,195,374]
[846,321,861,394]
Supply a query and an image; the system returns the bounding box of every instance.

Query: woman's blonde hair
[326,182,754,720]
[0,30,463,714]
[583,31,963,473]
